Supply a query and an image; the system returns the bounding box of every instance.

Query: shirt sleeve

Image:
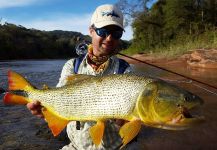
[56,59,75,87]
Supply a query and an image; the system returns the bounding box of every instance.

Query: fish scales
[28,75,153,120]
[4,71,204,148]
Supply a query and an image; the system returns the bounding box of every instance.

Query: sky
[0,0,156,40]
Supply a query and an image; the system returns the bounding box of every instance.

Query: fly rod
[118,53,217,90]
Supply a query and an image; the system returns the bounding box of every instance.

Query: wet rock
[187,49,217,69]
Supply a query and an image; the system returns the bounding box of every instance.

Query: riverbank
[121,49,217,69]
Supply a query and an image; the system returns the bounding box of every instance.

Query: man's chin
[100,48,114,56]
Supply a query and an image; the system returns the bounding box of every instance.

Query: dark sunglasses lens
[95,28,123,39]
[112,31,123,39]
[96,28,107,38]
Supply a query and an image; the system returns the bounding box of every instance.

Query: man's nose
[106,34,114,41]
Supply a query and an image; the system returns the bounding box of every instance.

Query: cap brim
[94,21,124,31]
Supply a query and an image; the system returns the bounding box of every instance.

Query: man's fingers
[27,101,42,110]
[31,109,41,115]
[115,119,125,126]
[33,100,41,106]
[26,101,44,118]
[36,114,44,119]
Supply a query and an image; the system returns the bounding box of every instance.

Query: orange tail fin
[8,70,33,91]
[4,93,29,105]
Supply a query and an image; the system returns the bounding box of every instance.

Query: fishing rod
[75,42,217,90]
[118,53,217,90]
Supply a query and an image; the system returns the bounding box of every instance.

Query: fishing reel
[75,41,91,56]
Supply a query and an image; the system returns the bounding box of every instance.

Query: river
[0,60,67,150]
[0,60,217,149]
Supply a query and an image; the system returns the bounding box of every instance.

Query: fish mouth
[165,106,205,130]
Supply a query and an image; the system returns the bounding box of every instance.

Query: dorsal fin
[65,74,93,85]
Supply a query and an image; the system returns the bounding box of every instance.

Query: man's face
[89,25,123,57]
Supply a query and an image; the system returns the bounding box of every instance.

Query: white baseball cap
[91,4,124,30]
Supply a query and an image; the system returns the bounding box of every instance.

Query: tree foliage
[0,23,130,60]
[0,23,90,60]
[117,0,217,53]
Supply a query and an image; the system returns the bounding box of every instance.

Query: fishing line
[162,78,217,96]
[160,78,193,84]
[193,84,217,96]
[75,42,217,94]
[118,53,217,95]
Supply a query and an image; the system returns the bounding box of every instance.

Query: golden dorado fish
[3,71,204,148]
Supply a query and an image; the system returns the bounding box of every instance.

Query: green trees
[0,23,130,60]
[132,0,165,51]
[119,0,217,54]
[0,23,90,60]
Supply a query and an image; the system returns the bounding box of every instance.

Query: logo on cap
[101,10,120,18]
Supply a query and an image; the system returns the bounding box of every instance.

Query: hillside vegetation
[0,23,90,60]
[1,0,216,59]
[0,23,131,60]
[119,0,217,57]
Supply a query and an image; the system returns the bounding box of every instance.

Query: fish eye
[184,96,190,102]
[176,104,181,107]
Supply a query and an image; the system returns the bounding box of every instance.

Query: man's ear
[89,27,94,37]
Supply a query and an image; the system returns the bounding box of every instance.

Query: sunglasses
[93,27,123,39]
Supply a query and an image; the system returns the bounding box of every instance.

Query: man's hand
[115,119,128,127]
[27,101,44,118]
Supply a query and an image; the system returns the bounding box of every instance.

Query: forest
[0,0,216,59]
[0,23,89,59]
[0,23,131,60]
[118,0,217,56]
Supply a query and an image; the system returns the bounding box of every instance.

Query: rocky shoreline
[121,49,217,69]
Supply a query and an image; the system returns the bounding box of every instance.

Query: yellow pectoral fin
[42,108,69,136]
[119,119,142,148]
[89,121,105,146]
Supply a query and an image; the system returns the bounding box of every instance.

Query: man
[27,4,134,150]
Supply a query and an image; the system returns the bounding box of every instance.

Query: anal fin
[119,119,141,148]
[42,108,69,136]
[89,121,105,146]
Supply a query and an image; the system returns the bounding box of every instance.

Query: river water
[0,60,67,150]
[0,60,217,150]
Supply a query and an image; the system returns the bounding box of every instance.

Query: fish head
[137,80,204,130]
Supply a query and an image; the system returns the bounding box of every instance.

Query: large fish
[3,71,204,148]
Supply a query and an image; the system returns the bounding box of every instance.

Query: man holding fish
[27,4,134,150]
[10,3,203,150]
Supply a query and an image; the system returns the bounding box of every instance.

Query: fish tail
[4,92,30,105]
[8,70,34,91]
